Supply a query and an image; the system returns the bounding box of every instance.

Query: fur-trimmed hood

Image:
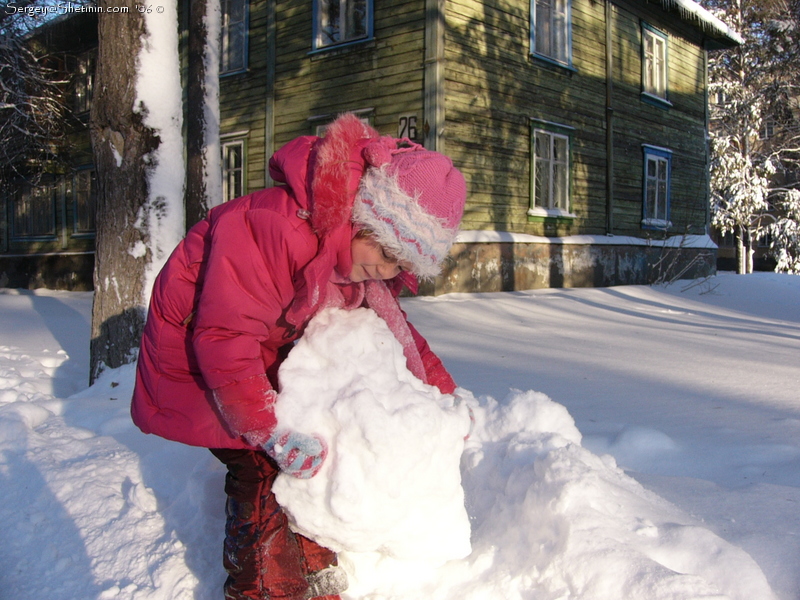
[268,113,380,236]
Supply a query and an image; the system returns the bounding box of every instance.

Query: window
[313,0,372,51]
[222,139,245,202]
[759,117,775,140]
[309,109,373,136]
[530,128,571,215]
[642,24,668,100]
[642,145,671,229]
[72,51,95,114]
[221,0,248,74]
[73,169,96,234]
[531,0,571,65]
[12,180,57,240]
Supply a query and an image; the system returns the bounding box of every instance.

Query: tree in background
[0,3,68,183]
[705,0,800,274]
[770,189,800,272]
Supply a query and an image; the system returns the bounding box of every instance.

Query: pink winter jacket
[131,116,456,450]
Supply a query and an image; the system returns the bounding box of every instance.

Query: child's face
[349,235,413,282]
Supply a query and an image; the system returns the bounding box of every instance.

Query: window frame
[529,121,575,219]
[308,108,374,136]
[221,137,247,203]
[759,116,775,140]
[641,144,672,230]
[71,50,95,115]
[220,0,249,76]
[11,179,59,242]
[530,0,573,68]
[312,0,374,53]
[71,168,96,237]
[641,23,670,106]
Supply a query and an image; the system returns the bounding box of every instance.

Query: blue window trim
[220,0,250,77]
[311,0,374,54]
[530,0,573,69]
[641,22,669,105]
[641,144,672,231]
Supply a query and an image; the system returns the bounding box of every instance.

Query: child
[131,113,467,600]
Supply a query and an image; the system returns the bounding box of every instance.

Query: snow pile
[270,307,775,600]
[454,390,774,600]
[1,275,795,600]
[0,361,223,600]
[273,308,472,564]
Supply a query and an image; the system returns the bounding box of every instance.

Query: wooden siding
[272,0,427,153]
[610,0,709,237]
[220,0,712,238]
[445,0,609,235]
[218,0,271,191]
[444,0,710,239]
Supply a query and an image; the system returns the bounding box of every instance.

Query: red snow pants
[210,448,341,600]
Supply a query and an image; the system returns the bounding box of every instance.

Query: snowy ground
[0,272,797,599]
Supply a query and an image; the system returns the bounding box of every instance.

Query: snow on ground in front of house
[0,272,797,599]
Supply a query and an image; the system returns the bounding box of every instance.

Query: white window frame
[222,138,246,202]
[530,0,572,66]
[642,24,668,101]
[72,50,95,114]
[529,126,573,217]
[313,0,373,51]
[308,108,373,136]
[759,117,775,140]
[220,0,248,75]
[642,145,672,230]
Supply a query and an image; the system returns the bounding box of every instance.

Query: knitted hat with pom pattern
[353,138,467,279]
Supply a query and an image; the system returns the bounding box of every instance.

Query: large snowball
[272,308,472,565]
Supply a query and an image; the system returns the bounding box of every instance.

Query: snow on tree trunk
[186,0,221,228]
[89,0,185,382]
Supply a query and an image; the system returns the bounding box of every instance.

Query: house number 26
[398,115,418,140]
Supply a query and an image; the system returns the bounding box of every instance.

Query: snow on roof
[657,0,744,46]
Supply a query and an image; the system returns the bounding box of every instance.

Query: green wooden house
[1,0,741,292]
[0,11,97,290]
[216,0,741,292]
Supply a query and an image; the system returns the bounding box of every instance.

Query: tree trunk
[186,0,210,229]
[735,227,746,274]
[89,1,160,382]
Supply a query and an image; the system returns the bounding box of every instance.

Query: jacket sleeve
[211,374,278,446]
[192,206,316,442]
[406,319,457,395]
